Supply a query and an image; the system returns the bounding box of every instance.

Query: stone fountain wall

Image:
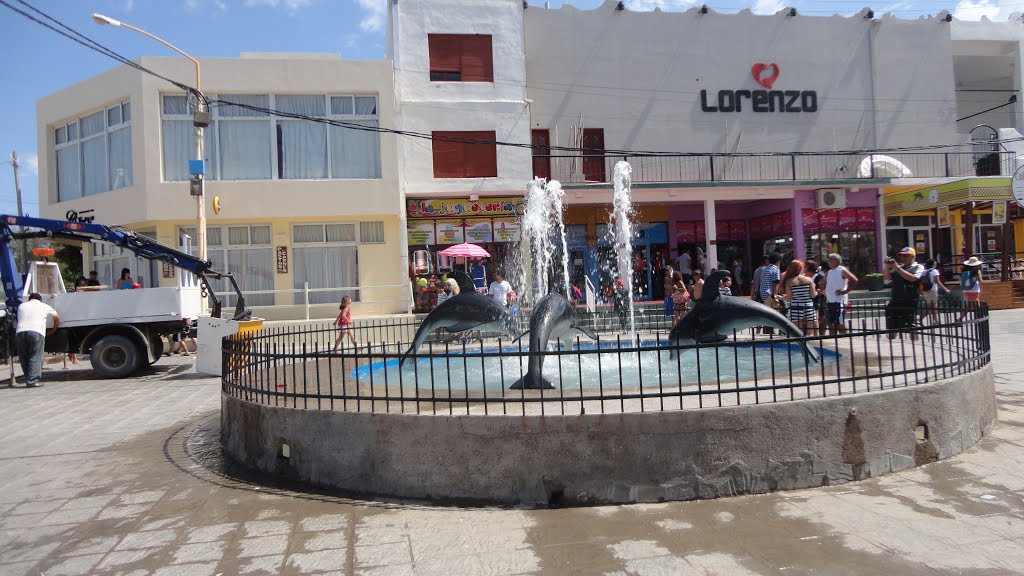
[221,365,996,506]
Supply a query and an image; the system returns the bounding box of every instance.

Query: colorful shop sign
[435,220,465,245]
[884,178,1012,215]
[407,197,526,219]
[407,221,436,246]
[493,218,521,243]
[464,218,493,243]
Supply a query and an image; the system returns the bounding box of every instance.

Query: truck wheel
[147,335,164,366]
[91,335,141,378]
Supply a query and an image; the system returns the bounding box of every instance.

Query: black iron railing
[223,301,990,415]
[537,151,1017,185]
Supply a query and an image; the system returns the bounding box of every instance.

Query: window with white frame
[161,94,217,182]
[160,93,381,182]
[55,101,132,201]
[181,224,274,307]
[91,233,158,290]
[292,223,360,305]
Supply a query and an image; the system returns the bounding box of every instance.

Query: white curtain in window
[279,121,327,179]
[108,126,132,189]
[293,224,324,243]
[330,120,381,179]
[231,248,274,306]
[228,226,249,245]
[277,95,327,179]
[250,226,271,245]
[161,120,190,182]
[218,94,270,117]
[293,246,359,304]
[354,96,377,115]
[162,95,189,115]
[80,111,105,137]
[81,137,107,196]
[57,145,81,201]
[219,121,271,180]
[207,227,223,246]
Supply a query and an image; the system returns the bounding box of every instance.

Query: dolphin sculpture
[668,270,820,363]
[400,291,518,366]
[510,293,599,390]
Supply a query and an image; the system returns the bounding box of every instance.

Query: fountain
[610,161,636,337]
[521,178,571,304]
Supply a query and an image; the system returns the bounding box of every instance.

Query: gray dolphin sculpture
[400,291,518,366]
[510,293,599,390]
[668,270,820,363]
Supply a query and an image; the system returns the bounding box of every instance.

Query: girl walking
[332,296,357,352]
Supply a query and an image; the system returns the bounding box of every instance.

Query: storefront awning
[883,178,1012,216]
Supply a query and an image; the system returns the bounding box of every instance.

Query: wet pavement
[0,310,1023,575]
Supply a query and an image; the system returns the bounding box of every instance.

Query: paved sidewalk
[0,311,1022,575]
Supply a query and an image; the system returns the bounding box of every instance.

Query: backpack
[960,270,978,291]
[920,269,934,292]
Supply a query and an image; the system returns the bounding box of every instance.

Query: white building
[37,53,407,318]
[389,0,1024,298]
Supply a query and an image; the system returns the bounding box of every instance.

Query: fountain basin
[222,364,995,505]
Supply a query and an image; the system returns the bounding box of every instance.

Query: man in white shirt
[678,249,693,283]
[822,253,859,334]
[16,293,61,388]
[488,272,512,306]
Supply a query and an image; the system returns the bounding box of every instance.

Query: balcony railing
[535,150,1019,185]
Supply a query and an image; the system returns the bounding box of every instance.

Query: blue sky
[1,0,1020,219]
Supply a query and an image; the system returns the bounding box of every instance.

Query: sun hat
[897,247,916,257]
[963,256,983,267]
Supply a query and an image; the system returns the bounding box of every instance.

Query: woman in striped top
[783,260,819,334]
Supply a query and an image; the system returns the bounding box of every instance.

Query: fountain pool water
[352,342,837,391]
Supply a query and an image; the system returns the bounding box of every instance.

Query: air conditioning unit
[817,188,846,209]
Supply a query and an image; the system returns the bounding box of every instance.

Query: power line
[9,0,1023,158]
[0,0,201,100]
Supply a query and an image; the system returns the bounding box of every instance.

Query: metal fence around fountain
[222,301,991,416]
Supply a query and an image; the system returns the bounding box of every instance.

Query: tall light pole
[91,13,207,263]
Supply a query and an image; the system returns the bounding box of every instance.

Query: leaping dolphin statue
[510,293,599,390]
[400,291,518,366]
[668,270,820,363]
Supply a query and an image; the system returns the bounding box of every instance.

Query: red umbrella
[439,243,491,258]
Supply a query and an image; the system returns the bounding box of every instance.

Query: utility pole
[10,150,27,272]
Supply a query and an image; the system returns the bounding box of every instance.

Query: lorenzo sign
[701,63,818,113]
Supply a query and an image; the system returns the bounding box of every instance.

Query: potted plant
[862,273,884,291]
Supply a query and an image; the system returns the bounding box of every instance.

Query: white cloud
[751,0,785,14]
[20,154,37,176]
[124,0,135,11]
[356,0,386,32]
[953,0,1018,21]
[625,0,699,9]
[184,0,227,12]
[244,0,313,13]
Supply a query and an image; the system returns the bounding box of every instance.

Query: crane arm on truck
[0,215,250,320]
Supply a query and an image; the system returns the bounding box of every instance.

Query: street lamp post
[91,13,207,264]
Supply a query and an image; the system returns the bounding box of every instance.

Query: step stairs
[1013,281,1024,308]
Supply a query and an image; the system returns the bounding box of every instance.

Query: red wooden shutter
[428,35,462,78]
[531,129,551,180]
[432,132,463,178]
[460,35,493,82]
[463,131,497,178]
[582,128,606,182]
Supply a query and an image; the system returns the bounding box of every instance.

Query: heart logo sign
[752,63,780,89]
